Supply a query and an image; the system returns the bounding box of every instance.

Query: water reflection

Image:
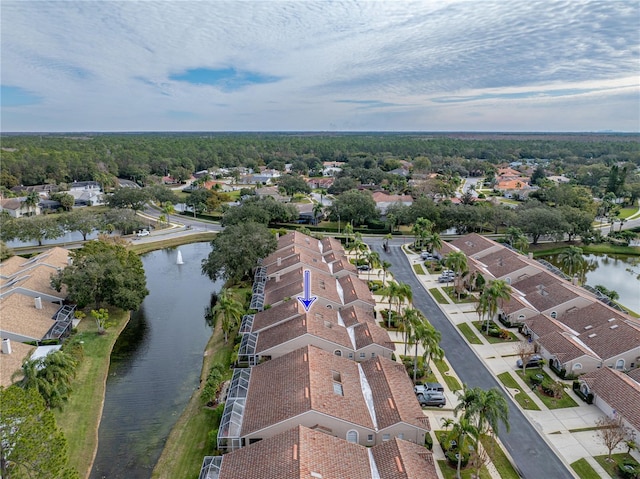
[90,242,221,479]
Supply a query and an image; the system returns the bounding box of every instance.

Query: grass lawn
[516,370,578,409]
[530,242,640,257]
[437,460,492,479]
[571,458,602,479]
[594,453,640,479]
[480,434,519,479]
[496,372,541,411]
[429,287,450,304]
[457,322,483,345]
[433,357,462,391]
[618,207,638,220]
[442,286,475,304]
[413,263,426,275]
[54,309,130,478]
[471,321,519,344]
[129,232,216,254]
[152,320,234,479]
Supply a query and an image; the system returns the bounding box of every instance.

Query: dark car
[356,264,370,271]
[516,354,544,369]
[417,391,446,407]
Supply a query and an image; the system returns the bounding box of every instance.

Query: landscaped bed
[472,320,519,343]
[457,323,483,344]
[516,369,578,409]
[496,372,540,411]
[594,453,640,479]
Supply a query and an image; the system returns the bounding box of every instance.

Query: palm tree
[425,231,442,255]
[482,279,512,332]
[420,324,444,377]
[558,246,587,283]
[162,201,175,226]
[412,217,433,250]
[441,417,455,432]
[382,281,402,329]
[343,223,354,247]
[379,260,392,287]
[212,289,244,343]
[365,251,380,281]
[312,202,324,225]
[395,283,414,355]
[450,417,478,479]
[445,251,468,299]
[408,315,443,381]
[22,192,40,217]
[13,351,78,409]
[504,226,529,252]
[403,308,422,367]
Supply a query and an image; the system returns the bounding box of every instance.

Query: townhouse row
[200,231,438,479]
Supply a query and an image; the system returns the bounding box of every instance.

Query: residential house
[217,345,429,451]
[0,197,41,218]
[371,191,413,216]
[201,425,437,479]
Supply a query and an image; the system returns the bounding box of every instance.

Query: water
[90,242,220,479]
[543,253,640,313]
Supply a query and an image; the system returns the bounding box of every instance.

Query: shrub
[425,433,433,450]
[207,428,219,452]
[445,450,470,468]
[619,461,639,479]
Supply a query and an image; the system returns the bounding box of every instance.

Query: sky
[1,1,639,132]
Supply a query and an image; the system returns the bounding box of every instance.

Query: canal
[90,242,220,479]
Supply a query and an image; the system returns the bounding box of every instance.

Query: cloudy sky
[2,1,639,132]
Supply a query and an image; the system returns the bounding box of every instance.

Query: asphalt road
[366,237,575,479]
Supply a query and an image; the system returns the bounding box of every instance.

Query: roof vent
[310,473,322,479]
[608,318,615,322]
[588,333,597,338]
[610,325,619,329]
[584,325,593,330]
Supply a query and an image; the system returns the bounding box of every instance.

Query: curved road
[366,238,575,479]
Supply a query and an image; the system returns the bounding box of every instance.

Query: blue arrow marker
[297,269,317,312]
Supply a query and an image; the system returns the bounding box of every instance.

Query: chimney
[572,274,578,286]
[528,252,533,260]
[34,297,43,310]
[68,257,73,266]
[275,272,281,282]
[277,257,282,266]
[2,338,11,355]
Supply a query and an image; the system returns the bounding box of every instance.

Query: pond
[90,242,220,479]
[542,253,640,313]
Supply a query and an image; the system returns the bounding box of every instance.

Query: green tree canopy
[201,222,277,283]
[51,240,148,311]
[329,189,378,226]
[106,187,149,210]
[0,386,80,479]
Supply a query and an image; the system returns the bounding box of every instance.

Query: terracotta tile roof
[579,320,640,362]
[340,305,377,327]
[320,237,344,255]
[501,292,535,316]
[328,257,358,275]
[338,274,375,306]
[558,302,629,332]
[264,268,342,306]
[475,250,530,278]
[582,367,640,431]
[359,357,429,432]
[372,438,439,479]
[0,339,35,387]
[523,314,570,338]
[627,368,640,383]
[265,252,331,277]
[0,293,61,341]
[241,346,374,435]
[351,321,395,353]
[537,331,598,363]
[371,191,413,204]
[511,271,579,312]
[251,301,305,332]
[255,308,353,352]
[449,233,497,257]
[276,231,323,255]
[218,426,372,479]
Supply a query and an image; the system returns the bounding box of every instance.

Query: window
[334,350,342,357]
[397,433,404,440]
[518,314,525,320]
[371,352,376,358]
[616,359,625,370]
[346,430,358,443]
[505,277,511,285]
[359,352,366,359]
[382,434,390,441]
[348,352,354,359]
[550,311,557,319]
[573,363,582,370]
[367,434,374,443]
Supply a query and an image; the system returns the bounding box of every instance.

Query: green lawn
[429,287,450,304]
[54,309,130,478]
[437,460,492,479]
[571,458,602,479]
[480,434,520,479]
[618,207,638,220]
[516,370,578,409]
[442,286,476,303]
[433,358,462,392]
[471,321,519,344]
[594,453,639,479]
[413,263,426,275]
[457,322,483,344]
[496,372,541,411]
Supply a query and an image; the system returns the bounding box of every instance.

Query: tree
[412,217,433,250]
[106,187,149,211]
[450,417,478,479]
[100,208,145,235]
[212,289,244,343]
[51,240,148,311]
[91,308,110,334]
[0,386,80,479]
[445,251,468,299]
[62,209,100,240]
[504,226,529,252]
[342,223,354,246]
[202,222,277,283]
[365,250,380,281]
[277,174,311,196]
[379,260,392,287]
[185,189,212,217]
[50,192,75,211]
[329,189,378,226]
[480,280,512,332]
[515,340,536,376]
[161,201,176,225]
[15,215,63,246]
[382,281,402,329]
[596,415,629,460]
[312,202,324,225]
[558,246,587,282]
[22,192,40,216]
[516,206,569,244]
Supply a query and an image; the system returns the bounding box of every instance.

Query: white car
[137,230,150,237]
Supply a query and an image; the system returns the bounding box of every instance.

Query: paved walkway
[363,243,640,478]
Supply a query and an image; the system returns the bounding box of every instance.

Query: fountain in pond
[176,250,184,265]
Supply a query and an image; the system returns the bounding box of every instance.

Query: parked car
[516,354,544,369]
[136,230,150,237]
[356,264,370,271]
[417,391,446,407]
[420,251,434,260]
[414,382,444,395]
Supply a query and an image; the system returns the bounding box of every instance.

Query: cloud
[1,0,638,131]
